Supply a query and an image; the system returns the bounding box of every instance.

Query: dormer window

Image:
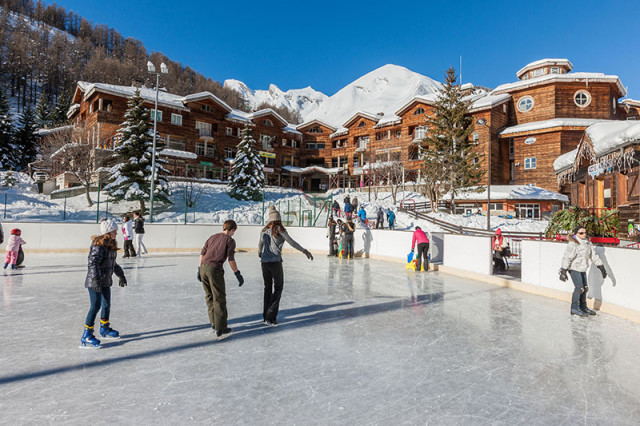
[201,105,213,112]
[574,90,592,108]
[264,119,273,126]
[413,107,425,115]
[550,67,561,74]
[531,68,546,77]
[517,96,534,113]
[358,121,366,128]
[309,126,322,134]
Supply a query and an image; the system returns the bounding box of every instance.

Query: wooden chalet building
[66,82,303,186]
[554,121,640,232]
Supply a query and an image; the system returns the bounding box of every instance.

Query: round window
[517,96,534,113]
[574,90,591,108]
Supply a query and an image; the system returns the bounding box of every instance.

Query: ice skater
[4,229,26,270]
[327,217,337,257]
[559,226,607,317]
[342,217,355,259]
[133,211,148,255]
[376,207,384,229]
[259,206,313,326]
[411,226,430,271]
[81,219,128,349]
[387,209,395,230]
[198,220,244,340]
[122,215,136,258]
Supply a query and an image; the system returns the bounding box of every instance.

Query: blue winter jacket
[344,203,352,214]
[84,244,125,288]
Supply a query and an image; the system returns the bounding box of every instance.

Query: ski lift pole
[96,181,101,223]
[184,187,188,225]
[63,196,67,221]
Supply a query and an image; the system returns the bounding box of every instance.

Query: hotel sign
[259,151,276,159]
[588,159,613,177]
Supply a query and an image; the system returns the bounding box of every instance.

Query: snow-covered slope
[224,80,328,120]
[306,64,442,128]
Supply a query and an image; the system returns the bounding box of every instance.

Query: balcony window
[167,137,186,151]
[171,114,182,126]
[150,109,162,122]
[226,127,233,136]
[196,121,212,137]
[224,147,236,159]
[291,140,299,148]
[195,142,205,156]
[201,105,213,112]
[413,126,427,140]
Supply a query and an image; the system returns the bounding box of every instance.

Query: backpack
[502,245,511,257]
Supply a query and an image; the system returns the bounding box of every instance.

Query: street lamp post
[147,61,168,223]
[477,118,491,231]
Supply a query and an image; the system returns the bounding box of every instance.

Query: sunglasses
[577,231,587,235]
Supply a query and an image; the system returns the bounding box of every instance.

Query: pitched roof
[182,92,232,113]
[492,72,626,97]
[516,58,573,79]
[343,111,381,128]
[499,118,617,136]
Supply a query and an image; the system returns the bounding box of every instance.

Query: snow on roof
[446,185,569,202]
[343,111,381,128]
[553,149,578,172]
[36,125,74,136]
[51,142,85,158]
[330,128,349,138]
[516,58,573,78]
[66,103,80,118]
[182,92,232,112]
[466,93,511,112]
[250,108,289,127]
[77,81,190,111]
[283,125,301,135]
[158,149,198,159]
[621,99,640,107]
[374,115,402,128]
[499,118,616,136]
[296,119,337,132]
[585,121,640,156]
[226,109,252,124]
[394,93,439,116]
[492,72,626,97]
[282,165,344,174]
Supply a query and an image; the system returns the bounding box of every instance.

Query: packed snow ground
[0,172,549,233]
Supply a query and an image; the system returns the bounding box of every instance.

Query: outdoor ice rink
[2,252,640,425]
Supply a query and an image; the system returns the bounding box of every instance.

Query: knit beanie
[100,218,118,235]
[268,206,282,223]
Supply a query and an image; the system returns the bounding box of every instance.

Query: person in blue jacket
[81,219,128,349]
[344,200,353,220]
[387,209,396,230]
[358,206,367,226]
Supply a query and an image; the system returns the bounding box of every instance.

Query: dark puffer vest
[84,244,125,289]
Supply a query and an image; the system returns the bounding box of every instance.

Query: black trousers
[123,240,136,257]
[375,219,383,229]
[344,234,355,258]
[329,236,336,256]
[416,242,429,271]
[262,262,284,322]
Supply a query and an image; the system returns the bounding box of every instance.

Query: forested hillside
[0,0,245,118]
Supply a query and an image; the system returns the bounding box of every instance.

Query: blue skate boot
[81,325,101,349]
[99,319,120,339]
[3,263,7,269]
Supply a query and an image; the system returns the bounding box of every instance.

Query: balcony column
[98,98,103,111]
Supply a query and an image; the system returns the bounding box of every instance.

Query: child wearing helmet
[4,229,26,270]
[80,218,128,349]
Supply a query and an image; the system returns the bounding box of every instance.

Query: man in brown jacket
[198,220,244,340]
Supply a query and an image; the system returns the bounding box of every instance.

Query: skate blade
[217,332,233,341]
[79,344,101,350]
[100,335,121,340]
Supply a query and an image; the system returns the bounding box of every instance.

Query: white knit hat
[268,206,282,223]
[100,218,118,235]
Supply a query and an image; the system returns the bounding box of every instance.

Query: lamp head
[147,61,156,73]
[476,118,487,126]
[160,63,168,74]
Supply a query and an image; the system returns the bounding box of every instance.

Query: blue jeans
[569,270,588,311]
[85,287,111,326]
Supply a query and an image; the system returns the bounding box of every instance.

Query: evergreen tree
[228,125,265,201]
[421,67,484,210]
[35,92,50,128]
[104,89,171,214]
[1,170,18,187]
[0,90,16,170]
[50,90,71,126]
[13,106,39,170]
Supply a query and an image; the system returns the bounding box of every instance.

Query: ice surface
[2,252,640,424]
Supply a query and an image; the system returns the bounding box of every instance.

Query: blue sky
[56,0,640,98]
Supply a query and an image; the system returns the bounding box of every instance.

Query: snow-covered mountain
[224,64,442,127]
[307,64,442,128]
[223,80,328,120]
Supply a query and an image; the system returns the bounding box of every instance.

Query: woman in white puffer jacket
[559,226,607,317]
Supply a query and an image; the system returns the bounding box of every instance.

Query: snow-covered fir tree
[104,89,171,213]
[13,106,39,170]
[228,125,265,201]
[0,90,16,170]
[421,67,484,210]
[49,90,71,126]
[1,170,18,187]
[35,93,51,128]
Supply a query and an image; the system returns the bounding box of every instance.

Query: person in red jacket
[411,226,430,271]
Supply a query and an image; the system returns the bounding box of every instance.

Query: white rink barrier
[443,234,492,275]
[3,222,444,264]
[521,240,640,316]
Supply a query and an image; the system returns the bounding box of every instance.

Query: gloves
[597,265,607,279]
[197,268,202,282]
[119,276,127,287]
[559,268,568,282]
[90,278,102,293]
[235,270,244,287]
[303,250,314,261]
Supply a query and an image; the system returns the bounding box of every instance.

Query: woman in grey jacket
[258,206,313,326]
[559,226,607,317]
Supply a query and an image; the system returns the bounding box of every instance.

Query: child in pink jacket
[4,229,26,270]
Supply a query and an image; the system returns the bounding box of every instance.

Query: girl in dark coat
[81,219,128,349]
